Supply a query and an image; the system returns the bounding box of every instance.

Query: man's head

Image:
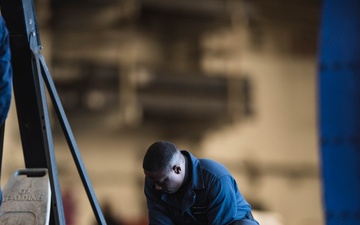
[143,141,185,194]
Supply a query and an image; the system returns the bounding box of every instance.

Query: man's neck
[182,153,189,186]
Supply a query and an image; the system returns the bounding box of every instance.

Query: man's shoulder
[184,150,233,180]
[198,158,231,178]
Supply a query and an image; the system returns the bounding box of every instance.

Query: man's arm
[206,175,251,225]
[144,178,176,225]
[0,16,12,126]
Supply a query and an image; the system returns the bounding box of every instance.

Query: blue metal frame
[318,0,360,224]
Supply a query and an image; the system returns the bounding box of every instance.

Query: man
[143,141,259,225]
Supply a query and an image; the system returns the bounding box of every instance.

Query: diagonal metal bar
[35,50,107,225]
[30,40,65,225]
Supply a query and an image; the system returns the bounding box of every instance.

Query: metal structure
[318,0,360,224]
[0,0,107,224]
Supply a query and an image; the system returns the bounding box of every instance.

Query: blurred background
[2,0,324,224]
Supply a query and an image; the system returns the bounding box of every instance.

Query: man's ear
[173,165,181,174]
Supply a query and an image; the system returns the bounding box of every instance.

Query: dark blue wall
[318,0,360,224]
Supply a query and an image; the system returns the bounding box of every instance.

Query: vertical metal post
[1,0,107,224]
[318,0,360,224]
[0,0,65,224]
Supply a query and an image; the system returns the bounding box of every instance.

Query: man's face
[144,166,184,194]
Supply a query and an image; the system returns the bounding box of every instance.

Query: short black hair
[143,141,178,172]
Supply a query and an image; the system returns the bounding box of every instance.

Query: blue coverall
[144,150,259,225]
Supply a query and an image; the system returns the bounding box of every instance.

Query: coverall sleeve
[144,178,176,225]
[0,16,12,126]
[206,175,249,225]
